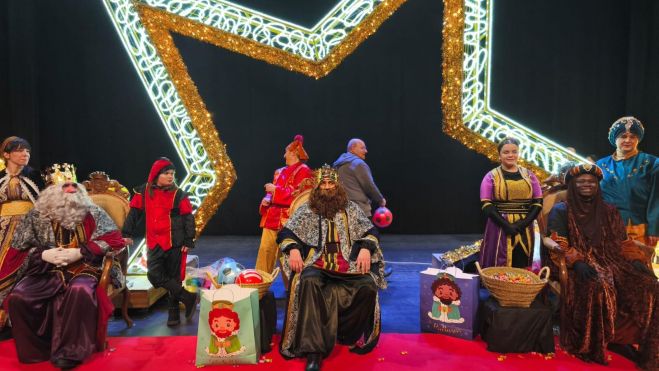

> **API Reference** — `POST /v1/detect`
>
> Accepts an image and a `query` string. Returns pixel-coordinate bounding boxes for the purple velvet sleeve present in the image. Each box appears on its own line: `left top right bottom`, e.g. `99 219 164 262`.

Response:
80 244 104 266
529 171 543 198
480 171 494 201
24 247 53 276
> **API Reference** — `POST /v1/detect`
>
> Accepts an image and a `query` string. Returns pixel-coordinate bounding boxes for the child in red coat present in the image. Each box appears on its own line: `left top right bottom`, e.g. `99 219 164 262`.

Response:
123 158 198 326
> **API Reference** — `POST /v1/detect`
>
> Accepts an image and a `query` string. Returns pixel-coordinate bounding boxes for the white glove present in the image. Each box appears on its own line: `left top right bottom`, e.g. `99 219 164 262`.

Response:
57 248 83 266
41 248 83 267
42 248 66 265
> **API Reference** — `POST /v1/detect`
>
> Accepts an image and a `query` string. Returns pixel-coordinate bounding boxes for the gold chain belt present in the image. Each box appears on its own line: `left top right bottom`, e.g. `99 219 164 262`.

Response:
492 200 531 214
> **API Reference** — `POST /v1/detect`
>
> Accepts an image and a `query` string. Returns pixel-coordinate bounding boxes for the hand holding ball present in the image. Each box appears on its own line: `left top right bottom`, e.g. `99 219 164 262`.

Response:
372 207 393 228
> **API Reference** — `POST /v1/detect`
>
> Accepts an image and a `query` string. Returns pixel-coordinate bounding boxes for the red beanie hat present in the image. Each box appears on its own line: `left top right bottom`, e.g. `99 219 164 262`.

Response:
148 157 175 183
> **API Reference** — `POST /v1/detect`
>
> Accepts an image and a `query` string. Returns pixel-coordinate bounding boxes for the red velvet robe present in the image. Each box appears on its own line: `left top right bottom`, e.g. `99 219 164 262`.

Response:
259 162 312 230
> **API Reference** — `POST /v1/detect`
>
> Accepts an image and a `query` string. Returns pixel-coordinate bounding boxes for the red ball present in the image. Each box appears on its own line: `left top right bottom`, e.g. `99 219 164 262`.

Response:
235 269 264 284
372 207 393 228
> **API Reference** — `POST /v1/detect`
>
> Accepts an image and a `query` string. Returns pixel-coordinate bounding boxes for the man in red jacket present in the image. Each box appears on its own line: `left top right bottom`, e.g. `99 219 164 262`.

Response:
256 135 313 279
122 158 198 327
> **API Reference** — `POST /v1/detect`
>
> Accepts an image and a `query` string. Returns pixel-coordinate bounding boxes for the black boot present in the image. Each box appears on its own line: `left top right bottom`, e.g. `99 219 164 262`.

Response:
167 295 180 326
607 343 639 363
178 288 199 321
52 358 80 370
0 313 12 341
305 353 321 371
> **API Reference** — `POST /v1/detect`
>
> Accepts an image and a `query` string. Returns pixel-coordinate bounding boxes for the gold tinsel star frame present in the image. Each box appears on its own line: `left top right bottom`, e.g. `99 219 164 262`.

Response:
442 0 589 177
103 0 585 274
102 0 406 272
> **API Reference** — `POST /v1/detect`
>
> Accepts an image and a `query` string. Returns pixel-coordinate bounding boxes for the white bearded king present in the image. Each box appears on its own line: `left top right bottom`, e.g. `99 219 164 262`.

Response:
6 163 125 369
34 180 94 230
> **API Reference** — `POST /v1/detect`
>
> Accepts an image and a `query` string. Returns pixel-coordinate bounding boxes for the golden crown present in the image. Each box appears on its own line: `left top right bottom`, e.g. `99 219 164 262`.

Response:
43 163 78 186
314 164 339 185
211 300 234 310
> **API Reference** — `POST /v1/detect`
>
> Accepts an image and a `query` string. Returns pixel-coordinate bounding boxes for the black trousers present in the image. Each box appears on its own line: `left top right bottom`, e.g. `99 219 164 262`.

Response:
147 245 183 296
292 267 378 357
260 291 277 354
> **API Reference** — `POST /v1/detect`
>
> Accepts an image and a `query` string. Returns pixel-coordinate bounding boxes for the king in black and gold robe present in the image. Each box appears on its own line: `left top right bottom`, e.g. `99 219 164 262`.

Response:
277 201 386 359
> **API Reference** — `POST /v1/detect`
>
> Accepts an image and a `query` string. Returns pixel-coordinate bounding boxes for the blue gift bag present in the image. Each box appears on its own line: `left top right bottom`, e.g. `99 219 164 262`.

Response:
419 267 479 340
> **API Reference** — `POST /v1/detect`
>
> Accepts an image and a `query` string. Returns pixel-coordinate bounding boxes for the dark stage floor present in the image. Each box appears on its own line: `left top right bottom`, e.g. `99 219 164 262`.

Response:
107 234 481 337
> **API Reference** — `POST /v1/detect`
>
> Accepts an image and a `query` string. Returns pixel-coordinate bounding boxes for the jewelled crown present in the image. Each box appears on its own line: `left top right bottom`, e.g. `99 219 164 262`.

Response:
314 164 339 185
43 163 78 186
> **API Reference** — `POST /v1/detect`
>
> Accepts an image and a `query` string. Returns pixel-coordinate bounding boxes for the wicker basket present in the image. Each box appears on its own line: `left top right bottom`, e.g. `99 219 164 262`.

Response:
475 262 549 308
207 267 280 299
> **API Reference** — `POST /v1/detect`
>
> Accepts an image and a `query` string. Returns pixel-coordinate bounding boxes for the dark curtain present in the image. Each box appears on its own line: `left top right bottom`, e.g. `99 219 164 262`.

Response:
1 1 39 161
1 0 657 235
490 0 659 159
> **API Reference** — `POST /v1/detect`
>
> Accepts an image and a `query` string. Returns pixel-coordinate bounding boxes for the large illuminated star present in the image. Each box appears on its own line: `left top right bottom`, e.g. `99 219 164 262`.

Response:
102 0 406 270
103 0 586 272
442 0 589 176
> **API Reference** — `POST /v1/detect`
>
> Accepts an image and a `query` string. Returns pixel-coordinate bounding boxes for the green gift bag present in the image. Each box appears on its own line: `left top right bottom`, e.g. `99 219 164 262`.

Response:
195 285 261 366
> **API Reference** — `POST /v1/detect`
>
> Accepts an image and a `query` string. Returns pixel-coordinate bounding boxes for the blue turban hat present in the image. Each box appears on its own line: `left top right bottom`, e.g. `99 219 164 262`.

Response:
607 116 645 146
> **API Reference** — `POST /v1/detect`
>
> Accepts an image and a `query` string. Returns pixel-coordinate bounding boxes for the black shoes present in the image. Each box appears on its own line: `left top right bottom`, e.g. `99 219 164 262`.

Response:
180 289 199 320
52 358 80 370
168 288 198 325
305 353 322 371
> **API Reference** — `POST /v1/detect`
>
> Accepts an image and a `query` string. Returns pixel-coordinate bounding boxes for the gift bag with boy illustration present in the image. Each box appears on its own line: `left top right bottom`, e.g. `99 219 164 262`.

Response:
195 285 261 366
420 266 479 340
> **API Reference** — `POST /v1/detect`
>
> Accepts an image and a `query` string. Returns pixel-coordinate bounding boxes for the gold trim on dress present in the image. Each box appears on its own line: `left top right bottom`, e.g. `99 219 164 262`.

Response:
0 200 33 217
0 221 18 268
626 221 647 241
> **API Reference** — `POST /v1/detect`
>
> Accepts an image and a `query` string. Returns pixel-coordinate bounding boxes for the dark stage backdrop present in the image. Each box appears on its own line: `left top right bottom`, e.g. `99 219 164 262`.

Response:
1 0 658 235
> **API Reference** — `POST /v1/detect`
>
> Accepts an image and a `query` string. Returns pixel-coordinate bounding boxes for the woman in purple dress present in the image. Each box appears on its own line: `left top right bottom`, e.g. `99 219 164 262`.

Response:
479 138 543 268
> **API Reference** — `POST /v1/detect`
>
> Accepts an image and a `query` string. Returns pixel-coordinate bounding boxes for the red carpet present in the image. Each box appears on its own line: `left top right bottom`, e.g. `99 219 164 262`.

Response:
0 334 636 370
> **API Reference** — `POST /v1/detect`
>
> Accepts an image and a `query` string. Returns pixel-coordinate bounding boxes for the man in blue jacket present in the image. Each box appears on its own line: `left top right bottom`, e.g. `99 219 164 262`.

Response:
333 139 386 216
333 138 391 277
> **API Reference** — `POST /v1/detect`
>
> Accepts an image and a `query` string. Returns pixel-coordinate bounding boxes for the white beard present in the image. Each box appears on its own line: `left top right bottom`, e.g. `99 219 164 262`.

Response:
34 184 93 229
